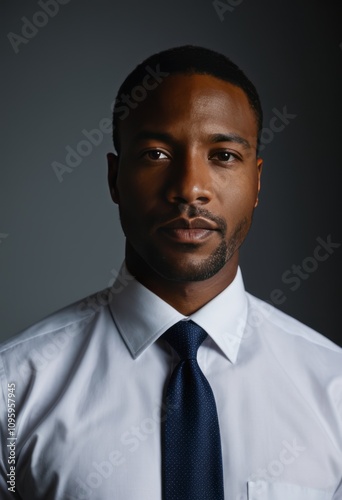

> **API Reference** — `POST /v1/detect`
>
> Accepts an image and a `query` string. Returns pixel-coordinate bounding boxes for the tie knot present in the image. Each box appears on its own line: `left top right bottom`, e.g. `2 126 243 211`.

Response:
163 320 207 360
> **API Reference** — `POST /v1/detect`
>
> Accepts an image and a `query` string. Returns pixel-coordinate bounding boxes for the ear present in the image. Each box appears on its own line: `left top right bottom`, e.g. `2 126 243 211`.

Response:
107 153 120 204
254 157 263 208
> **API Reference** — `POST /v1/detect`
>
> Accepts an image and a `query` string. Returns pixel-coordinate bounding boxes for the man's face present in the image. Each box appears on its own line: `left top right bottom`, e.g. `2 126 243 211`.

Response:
108 73 262 282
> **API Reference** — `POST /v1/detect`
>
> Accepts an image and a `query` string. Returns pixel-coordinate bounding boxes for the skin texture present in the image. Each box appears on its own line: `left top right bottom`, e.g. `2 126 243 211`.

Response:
107 74 263 315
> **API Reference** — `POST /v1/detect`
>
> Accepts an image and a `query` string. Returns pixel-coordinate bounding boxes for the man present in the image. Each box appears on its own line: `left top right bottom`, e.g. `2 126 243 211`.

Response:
0 46 341 499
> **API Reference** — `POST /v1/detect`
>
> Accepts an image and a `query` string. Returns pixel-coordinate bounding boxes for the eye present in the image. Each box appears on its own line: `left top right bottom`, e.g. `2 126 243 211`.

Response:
209 151 238 162
143 149 169 160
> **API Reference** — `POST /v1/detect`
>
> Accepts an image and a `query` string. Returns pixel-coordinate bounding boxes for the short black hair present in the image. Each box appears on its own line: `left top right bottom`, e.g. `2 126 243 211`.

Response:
112 45 263 154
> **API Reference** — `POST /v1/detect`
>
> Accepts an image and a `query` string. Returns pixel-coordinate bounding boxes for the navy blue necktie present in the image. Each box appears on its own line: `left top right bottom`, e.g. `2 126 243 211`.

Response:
162 320 224 500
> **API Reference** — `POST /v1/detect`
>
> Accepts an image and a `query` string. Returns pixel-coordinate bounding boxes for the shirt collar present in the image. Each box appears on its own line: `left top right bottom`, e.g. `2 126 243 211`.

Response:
108 263 247 363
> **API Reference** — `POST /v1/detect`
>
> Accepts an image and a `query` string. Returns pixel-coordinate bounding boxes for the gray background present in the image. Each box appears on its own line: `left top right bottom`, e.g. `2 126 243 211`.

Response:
1 0 341 345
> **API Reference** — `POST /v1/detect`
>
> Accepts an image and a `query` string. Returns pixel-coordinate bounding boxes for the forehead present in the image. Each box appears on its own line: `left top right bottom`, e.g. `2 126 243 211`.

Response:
119 73 258 146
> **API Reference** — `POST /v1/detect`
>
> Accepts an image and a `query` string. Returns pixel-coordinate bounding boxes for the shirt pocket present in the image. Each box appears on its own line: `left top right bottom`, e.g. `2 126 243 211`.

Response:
247 480 332 500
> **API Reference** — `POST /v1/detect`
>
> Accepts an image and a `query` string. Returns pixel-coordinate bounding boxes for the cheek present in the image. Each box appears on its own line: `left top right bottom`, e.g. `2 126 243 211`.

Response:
117 165 158 198
217 173 258 215
118 165 166 209
117 173 159 221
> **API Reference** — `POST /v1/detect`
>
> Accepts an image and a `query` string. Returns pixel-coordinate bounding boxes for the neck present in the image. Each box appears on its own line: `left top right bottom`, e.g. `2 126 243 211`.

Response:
125 247 239 315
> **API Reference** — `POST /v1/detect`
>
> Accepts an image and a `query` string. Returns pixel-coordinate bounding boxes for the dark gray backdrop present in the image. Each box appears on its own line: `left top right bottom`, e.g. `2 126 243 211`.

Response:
1 0 341 346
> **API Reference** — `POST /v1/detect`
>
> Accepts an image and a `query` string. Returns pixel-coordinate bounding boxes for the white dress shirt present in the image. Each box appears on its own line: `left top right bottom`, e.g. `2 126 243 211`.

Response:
0 264 341 500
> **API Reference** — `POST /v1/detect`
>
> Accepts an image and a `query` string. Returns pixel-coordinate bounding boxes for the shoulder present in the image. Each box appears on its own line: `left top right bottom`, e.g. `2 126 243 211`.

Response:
247 291 341 350
0 287 113 370
245 293 342 440
245 292 342 380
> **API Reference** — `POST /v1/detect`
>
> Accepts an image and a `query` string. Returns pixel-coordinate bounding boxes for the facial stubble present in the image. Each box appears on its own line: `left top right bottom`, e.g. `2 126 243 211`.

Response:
150 216 250 282
120 202 252 282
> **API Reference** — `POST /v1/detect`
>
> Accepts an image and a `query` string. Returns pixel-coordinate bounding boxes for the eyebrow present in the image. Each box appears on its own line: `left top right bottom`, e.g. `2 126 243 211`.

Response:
208 133 252 150
133 131 252 149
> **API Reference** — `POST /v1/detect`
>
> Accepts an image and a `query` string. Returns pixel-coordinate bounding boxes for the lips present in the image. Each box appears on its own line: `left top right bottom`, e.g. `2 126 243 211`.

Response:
158 218 219 243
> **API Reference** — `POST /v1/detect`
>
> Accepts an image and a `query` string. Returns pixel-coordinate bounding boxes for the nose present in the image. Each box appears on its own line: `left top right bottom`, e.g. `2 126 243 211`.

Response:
165 152 213 206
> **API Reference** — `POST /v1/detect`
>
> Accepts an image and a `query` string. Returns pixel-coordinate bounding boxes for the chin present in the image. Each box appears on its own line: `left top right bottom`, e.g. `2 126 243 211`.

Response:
149 243 230 283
